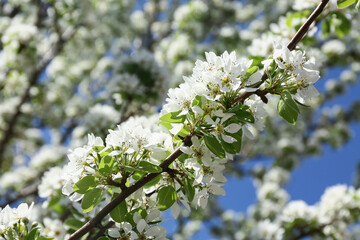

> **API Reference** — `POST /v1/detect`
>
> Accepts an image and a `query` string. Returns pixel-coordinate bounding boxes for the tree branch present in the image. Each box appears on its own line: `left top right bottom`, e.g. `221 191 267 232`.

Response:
68 135 192 240
236 0 329 104
68 2 330 239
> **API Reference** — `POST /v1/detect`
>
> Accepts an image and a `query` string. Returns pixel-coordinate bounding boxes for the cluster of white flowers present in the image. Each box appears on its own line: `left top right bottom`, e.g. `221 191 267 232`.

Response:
105 50 170 108
0 202 34 232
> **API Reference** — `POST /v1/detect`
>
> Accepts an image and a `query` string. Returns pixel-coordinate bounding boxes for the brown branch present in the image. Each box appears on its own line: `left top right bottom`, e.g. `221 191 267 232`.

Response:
86 221 115 240
68 2 330 239
236 0 330 104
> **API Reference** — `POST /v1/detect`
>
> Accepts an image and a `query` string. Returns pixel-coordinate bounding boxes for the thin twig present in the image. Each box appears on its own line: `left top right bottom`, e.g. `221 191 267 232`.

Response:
236 0 329 104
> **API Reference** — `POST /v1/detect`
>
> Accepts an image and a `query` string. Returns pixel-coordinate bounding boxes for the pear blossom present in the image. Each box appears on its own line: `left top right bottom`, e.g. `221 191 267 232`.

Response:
206 110 242 143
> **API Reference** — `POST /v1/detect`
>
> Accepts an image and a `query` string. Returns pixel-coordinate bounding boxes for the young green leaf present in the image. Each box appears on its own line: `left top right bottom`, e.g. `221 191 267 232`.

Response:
249 56 264 68
321 18 331 37
138 161 162 173
144 174 162 188
235 109 255 123
183 178 195 202
26 228 41 240
99 155 114 176
242 66 259 83
81 188 103 213
174 126 190 142
64 218 85 230
192 95 203 107
337 0 356 8
157 186 177 211
159 110 186 123
73 175 98 194
204 134 225 158
220 129 242 154
110 196 128 223
333 12 351 38
277 91 300 124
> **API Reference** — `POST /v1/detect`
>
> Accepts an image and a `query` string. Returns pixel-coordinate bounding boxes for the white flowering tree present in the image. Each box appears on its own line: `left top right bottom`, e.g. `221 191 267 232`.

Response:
0 0 360 239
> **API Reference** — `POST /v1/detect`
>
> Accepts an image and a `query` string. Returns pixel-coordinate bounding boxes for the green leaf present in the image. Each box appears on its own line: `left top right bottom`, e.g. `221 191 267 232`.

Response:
277 91 300 124
356 0 360 9
47 194 61 208
224 103 242 113
110 196 128 223
177 153 189 163
337 0 356 8
159 110 186 123
98 237 111 240
73 176 98 194
333 12 351 38
157 186 177 211
100 148 113 157
249 56 264 68
99 155 114 176
50 203 67 215
192 95 203 107
242 66 259 83
123 165 137 173
144 174 162 188
174 126 190 142
204 134 225 158
26 228 40 240
220 129 243 154
159 121 172 130
132 171 145 181
93 146 105 152
286 10 311 28
183 178 195 202
322 18 331 38
235 109 255 123
64 218 85 230
81 188 103 213
138 161 162 173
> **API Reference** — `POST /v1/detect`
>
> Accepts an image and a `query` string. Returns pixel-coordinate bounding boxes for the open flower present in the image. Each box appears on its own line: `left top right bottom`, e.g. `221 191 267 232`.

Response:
206 110 241 143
